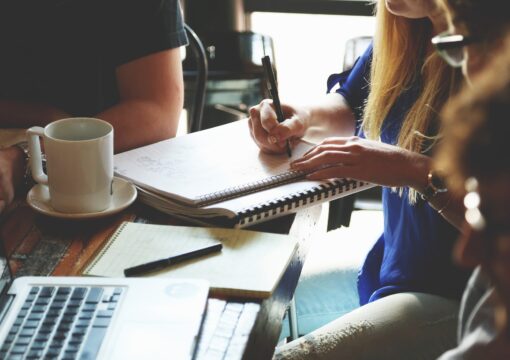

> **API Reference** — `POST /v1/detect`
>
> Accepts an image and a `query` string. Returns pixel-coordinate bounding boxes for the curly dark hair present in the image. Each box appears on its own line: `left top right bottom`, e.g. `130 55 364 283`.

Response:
443 0 510 41
435 35 510 194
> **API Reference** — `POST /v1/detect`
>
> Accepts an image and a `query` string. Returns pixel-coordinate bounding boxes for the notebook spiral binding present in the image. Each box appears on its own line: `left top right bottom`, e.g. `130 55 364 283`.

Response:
82 222 129 274
196 170 306 207
236 178 366 226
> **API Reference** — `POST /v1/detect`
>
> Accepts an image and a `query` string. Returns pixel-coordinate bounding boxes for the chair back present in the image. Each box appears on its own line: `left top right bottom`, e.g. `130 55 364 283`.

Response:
343 36 372 71
184 24 208 133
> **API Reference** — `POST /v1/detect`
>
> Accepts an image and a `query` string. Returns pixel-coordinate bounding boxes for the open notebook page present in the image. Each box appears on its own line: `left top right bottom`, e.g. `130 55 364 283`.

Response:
114 119 314 206
83 222 221 276
83 222 298 298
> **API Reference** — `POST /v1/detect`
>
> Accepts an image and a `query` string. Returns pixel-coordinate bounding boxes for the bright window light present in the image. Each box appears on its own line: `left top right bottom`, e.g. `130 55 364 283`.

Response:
250 13 375 105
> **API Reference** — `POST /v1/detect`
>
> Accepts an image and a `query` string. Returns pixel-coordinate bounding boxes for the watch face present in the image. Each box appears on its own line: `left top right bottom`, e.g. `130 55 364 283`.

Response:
431 173 448 192
16 141 29 153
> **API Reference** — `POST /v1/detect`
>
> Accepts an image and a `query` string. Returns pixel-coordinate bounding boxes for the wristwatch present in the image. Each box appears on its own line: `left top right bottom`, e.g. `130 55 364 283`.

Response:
14 141 35 190
421 170 448 200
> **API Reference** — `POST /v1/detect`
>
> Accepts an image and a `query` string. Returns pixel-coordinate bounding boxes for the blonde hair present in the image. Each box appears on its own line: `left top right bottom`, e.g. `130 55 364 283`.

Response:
362 0 459 203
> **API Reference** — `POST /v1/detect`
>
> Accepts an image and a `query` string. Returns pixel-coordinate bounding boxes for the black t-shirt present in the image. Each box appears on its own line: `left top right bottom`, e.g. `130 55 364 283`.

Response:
0 0 188 116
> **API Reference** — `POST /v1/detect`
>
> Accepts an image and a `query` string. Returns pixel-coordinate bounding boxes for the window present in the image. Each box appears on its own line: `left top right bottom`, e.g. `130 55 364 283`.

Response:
250 12 375 104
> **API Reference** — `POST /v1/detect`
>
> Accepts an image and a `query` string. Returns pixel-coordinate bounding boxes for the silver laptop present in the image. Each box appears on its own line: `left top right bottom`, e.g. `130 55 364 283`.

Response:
0 241 209 360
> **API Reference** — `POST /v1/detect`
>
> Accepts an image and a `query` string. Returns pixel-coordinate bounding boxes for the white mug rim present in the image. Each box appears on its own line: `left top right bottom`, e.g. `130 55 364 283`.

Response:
44 117 113 143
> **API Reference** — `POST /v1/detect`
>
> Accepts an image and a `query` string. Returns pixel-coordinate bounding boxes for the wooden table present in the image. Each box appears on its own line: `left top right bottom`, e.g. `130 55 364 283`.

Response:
0 199 323 360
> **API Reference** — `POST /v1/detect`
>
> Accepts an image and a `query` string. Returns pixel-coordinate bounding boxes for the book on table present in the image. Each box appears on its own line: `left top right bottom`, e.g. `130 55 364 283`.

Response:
114 119 373 228
82 222 298 299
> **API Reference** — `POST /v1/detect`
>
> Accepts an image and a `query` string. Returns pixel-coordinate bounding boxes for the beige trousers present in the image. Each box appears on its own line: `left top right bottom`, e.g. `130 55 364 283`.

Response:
274 292 460 360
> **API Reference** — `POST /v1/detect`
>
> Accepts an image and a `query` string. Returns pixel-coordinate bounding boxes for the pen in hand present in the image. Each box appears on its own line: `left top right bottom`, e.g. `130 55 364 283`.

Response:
262 55 292 157
124 243 223 277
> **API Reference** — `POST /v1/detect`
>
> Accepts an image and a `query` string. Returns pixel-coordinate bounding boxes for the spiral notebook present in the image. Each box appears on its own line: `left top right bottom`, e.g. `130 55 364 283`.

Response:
114 119 373 227
82 222 298 299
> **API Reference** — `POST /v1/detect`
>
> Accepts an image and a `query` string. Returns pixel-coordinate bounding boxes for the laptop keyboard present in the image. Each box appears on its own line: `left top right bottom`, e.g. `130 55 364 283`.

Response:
196 299 260 360
0 285 123 360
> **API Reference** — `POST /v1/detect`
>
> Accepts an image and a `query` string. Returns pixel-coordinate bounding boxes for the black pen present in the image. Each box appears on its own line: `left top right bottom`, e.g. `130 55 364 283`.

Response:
262 55 292 157
124 243 223 277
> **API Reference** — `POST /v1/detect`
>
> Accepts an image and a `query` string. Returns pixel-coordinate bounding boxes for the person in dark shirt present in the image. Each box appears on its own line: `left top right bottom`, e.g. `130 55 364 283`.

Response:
0 0 188 213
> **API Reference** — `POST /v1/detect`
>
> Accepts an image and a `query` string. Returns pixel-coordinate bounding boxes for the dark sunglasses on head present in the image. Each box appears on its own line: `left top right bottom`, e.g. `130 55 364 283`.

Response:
431 32 478 67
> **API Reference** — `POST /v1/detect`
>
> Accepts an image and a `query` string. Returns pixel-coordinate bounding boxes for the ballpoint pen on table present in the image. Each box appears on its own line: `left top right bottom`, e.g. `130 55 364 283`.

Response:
262 55 292 157
124 242 223 277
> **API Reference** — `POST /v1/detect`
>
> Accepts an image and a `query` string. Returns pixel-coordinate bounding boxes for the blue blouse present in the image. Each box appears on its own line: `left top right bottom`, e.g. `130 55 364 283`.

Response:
329 44 469 305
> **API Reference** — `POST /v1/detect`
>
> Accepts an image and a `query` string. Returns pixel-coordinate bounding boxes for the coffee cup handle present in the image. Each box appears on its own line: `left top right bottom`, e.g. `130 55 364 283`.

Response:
26 127 48 185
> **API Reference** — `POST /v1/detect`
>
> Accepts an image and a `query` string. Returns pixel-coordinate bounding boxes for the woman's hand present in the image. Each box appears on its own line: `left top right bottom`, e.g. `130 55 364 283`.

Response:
0 146 24 214
248 99 309 154
290 136 429 188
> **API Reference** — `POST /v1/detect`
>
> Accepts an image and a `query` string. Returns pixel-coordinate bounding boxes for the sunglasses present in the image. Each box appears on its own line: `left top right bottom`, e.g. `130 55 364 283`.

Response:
431 32 478 67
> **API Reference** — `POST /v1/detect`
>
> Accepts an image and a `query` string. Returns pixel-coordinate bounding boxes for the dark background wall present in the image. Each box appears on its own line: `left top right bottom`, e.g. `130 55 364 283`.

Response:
180 0 373 130
182 0 373 36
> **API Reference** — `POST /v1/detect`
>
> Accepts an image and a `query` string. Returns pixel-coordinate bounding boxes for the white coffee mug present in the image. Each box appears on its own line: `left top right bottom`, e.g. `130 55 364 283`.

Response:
27 117 114 213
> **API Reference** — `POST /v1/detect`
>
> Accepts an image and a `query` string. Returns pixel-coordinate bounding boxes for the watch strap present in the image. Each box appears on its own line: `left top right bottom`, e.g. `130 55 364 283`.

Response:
14 141 35 190
421 171 448 200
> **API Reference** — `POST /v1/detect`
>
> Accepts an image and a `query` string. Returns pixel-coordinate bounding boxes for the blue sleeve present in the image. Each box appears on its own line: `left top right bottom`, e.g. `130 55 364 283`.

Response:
326 43 372 125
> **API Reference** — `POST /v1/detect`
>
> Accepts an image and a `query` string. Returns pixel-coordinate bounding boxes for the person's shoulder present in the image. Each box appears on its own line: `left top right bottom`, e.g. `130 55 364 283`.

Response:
108 0 183 26
112 0 176 11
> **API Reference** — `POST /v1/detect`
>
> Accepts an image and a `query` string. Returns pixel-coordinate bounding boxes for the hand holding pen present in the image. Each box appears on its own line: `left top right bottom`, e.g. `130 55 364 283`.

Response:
261 55 292 157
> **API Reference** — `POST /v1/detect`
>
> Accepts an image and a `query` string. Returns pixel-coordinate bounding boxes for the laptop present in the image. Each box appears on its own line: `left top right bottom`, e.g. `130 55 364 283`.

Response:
0 240 209 360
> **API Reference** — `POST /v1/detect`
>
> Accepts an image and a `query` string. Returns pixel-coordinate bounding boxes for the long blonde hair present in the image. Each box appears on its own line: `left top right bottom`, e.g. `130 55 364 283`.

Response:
362 0 459 203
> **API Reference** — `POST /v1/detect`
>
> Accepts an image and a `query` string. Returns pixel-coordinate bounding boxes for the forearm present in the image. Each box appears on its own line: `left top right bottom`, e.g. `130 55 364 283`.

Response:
97 98 182 153
428 192 465 230
0 100 69 128
0 146 25 213
304 93 356 142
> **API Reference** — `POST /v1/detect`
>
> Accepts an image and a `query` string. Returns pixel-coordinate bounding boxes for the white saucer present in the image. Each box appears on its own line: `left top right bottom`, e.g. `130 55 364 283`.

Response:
27 177 137 219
